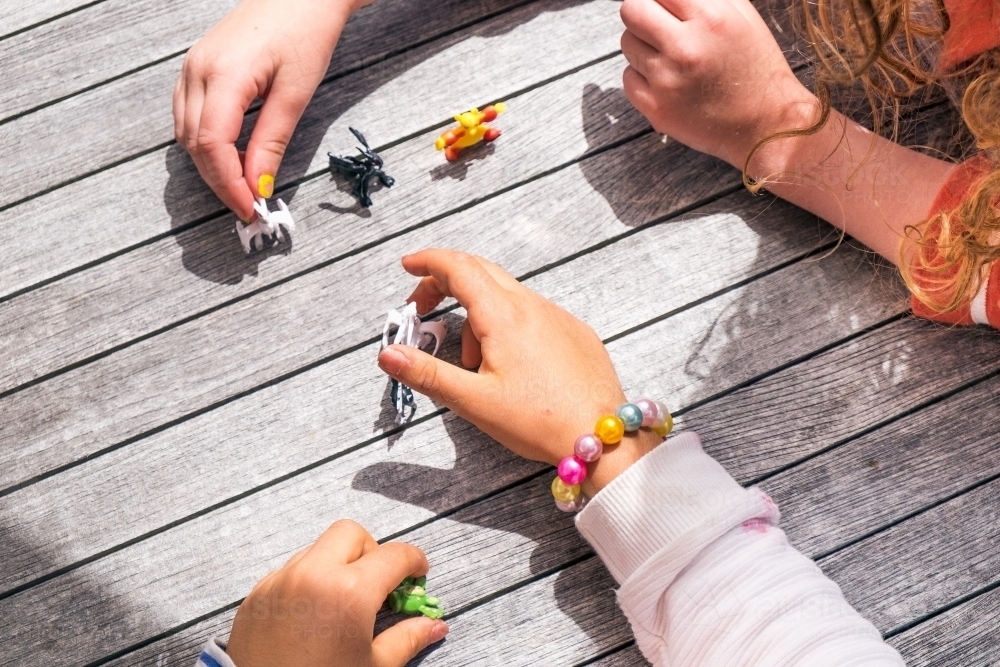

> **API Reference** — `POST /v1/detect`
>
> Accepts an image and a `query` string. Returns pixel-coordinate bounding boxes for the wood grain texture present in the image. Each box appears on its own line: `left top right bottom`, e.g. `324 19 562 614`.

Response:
0 0 614 211
820 475 1000 635
0 49 639 386
0 0 100 40
0 186 823 589
0 131 738 493
683 317 1000 484
0 237 906 664
418 557 630 666
0 0 624 389
889 586 1000 666
0 0 236 120
590 645 651 667
0 412 540 666
760 372 1000 560
0 0 808 301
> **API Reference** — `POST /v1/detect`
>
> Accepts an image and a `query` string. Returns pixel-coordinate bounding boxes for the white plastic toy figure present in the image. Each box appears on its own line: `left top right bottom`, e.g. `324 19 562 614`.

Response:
236 197 296 254
381 302 446 423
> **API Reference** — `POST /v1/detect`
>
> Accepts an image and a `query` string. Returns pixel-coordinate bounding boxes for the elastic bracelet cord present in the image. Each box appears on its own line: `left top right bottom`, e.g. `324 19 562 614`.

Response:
551 399 673 512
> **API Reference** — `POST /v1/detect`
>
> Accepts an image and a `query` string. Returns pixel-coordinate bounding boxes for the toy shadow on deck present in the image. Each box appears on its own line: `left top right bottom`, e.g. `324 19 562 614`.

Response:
430 142 496 182
164 0 595 286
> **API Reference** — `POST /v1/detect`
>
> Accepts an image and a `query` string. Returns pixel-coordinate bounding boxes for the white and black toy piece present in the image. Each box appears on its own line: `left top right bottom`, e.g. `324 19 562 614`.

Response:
381 302 446 423
236 196 296 254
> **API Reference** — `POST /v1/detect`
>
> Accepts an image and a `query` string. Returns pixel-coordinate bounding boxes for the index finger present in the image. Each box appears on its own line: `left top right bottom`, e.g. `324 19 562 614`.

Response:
401 250 507 317
194 76 258 220
352 542 430 602
294 519 379 570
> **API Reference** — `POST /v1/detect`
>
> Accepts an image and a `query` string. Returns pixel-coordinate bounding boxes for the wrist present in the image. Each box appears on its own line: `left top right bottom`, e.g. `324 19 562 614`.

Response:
581 428 661 497
733 83 822 180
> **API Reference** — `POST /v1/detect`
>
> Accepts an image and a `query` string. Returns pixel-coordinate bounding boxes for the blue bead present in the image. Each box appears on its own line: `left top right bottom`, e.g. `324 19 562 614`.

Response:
616 402 644 432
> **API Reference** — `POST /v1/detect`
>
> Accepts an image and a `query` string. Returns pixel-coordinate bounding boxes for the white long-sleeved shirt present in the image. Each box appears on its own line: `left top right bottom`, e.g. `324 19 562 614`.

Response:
576 431 905 666
194 431 905 667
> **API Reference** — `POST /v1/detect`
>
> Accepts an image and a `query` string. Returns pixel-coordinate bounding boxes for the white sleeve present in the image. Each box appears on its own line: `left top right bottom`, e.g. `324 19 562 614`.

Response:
575 431 904 666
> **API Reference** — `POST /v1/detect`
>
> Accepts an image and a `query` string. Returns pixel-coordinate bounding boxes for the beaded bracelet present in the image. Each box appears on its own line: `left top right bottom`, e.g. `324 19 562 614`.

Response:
551 399 673 512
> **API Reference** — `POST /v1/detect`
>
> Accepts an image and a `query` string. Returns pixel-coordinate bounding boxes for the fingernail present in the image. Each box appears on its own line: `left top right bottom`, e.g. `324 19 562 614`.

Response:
378 346 407 374
257 174 274 198
429 620 449 643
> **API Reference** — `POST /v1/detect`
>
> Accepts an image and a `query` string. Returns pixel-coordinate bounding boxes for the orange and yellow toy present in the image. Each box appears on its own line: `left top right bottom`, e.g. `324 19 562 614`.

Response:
434 103 506 161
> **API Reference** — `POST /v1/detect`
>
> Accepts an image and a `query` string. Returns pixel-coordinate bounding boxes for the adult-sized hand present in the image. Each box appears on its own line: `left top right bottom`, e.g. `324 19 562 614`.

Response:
174 0 369 220
377 250 662 496
227 520 447 667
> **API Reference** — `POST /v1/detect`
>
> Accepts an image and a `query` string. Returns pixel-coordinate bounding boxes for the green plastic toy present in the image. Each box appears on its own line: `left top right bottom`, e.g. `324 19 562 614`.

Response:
388 576 444 619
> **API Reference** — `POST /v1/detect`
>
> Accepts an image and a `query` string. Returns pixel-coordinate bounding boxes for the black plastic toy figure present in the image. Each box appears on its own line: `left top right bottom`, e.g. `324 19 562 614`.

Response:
327 127 395 208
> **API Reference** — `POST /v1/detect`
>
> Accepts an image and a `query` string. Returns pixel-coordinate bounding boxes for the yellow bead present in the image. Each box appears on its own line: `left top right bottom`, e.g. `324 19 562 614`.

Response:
595 415 625 445
652 413 674 438
551 476 580 503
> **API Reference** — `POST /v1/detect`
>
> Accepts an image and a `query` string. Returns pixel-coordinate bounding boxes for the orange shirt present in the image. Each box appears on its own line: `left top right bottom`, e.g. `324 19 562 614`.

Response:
941 0 1000 70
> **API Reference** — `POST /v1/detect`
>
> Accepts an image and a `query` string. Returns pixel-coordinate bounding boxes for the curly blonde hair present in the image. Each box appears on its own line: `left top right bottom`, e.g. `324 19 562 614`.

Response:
749 0 1000 314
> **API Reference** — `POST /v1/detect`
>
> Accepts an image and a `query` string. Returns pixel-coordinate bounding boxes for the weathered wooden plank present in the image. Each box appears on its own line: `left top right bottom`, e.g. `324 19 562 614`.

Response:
0 0 100 40
590 645 650 667
888 586 1000 666
0 0 624 389
0 50 640 387
0 413 538 667
821 475 1000 635
682 317 1000 484
81 292 992 667
0 131 739 494
0 0 238 121
0 0 618 211
420 557 629 666
0 0 814 301
760 372 1000 560
0 186 823 589
0 238 904 664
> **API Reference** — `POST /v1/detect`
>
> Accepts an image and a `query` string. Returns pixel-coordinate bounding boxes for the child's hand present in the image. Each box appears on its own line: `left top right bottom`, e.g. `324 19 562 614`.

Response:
173 0 366 221
377 250 662 496
226 520 448 667
619 0 816 171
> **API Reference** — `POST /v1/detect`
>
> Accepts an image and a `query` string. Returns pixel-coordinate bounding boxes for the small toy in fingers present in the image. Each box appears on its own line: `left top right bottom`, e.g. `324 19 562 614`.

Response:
328 127 395 208
434 103 505 162
381 302 446 423
388 576 444 619
236 197 296 254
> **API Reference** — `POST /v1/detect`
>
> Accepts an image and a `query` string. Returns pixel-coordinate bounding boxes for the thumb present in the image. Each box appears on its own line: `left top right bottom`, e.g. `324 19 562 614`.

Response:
243 74 313 199
377 344 480 410
371 616 449 667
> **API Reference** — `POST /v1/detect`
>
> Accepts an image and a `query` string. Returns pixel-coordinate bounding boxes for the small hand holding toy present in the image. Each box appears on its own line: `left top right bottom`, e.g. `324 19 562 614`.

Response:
388 576 444 619
381 302 446 423
434 103 505 162
236 196 296 254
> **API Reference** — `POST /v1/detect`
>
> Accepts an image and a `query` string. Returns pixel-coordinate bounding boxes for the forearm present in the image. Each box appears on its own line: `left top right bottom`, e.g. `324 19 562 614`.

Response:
576 433 904 666
745 105 955 265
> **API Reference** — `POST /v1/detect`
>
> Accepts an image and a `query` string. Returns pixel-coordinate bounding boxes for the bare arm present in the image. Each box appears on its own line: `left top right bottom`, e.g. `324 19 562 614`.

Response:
618 0 955 267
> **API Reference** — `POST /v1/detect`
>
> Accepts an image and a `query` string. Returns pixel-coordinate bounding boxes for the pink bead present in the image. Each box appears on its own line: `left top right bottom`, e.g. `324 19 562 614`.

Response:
557 455 588 485
574 434 603 462
555 495 585 512
636 398 659 427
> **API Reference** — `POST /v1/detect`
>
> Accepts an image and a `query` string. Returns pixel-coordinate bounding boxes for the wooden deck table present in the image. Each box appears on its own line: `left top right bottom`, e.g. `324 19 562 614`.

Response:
2 0 999 665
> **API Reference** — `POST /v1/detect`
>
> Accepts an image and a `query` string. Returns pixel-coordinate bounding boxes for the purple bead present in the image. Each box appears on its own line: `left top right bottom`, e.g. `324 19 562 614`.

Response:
555 495 586 513
636 398 659 427
557 455 588 485
574 434 604 462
